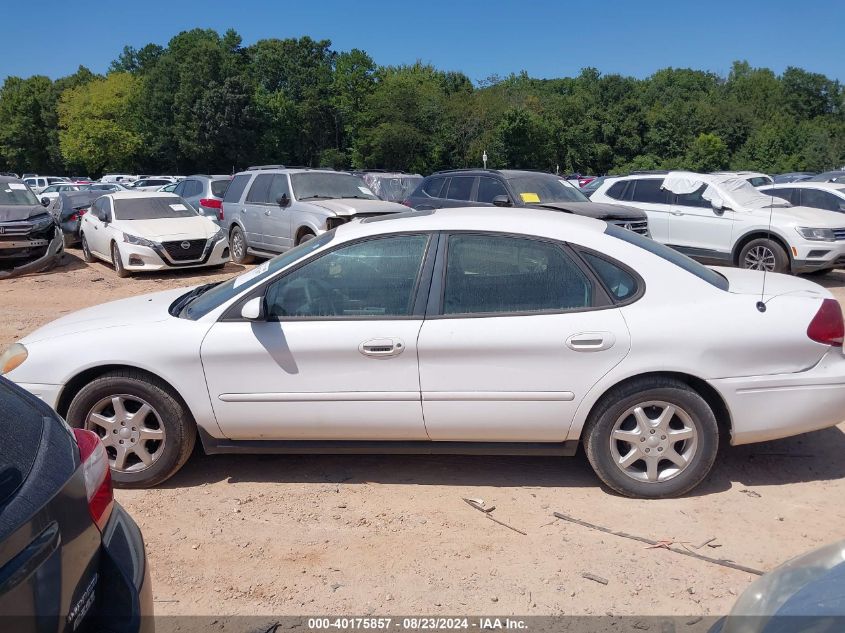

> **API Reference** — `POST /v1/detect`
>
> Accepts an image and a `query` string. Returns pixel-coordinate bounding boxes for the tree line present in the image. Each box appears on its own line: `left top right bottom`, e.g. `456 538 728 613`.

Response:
0 28 842 178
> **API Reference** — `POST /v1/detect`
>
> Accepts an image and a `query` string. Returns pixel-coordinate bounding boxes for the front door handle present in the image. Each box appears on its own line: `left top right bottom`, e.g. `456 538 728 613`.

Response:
359 338 405 358
671 211 684 216
566 332 616 352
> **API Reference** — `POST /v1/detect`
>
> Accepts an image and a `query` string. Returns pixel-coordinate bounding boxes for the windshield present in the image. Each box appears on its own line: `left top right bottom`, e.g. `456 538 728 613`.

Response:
507 175 589 204
181 231 335 320
0 182 39 206
291 173 379 201
605 223 729 290
717 177 790 209
364 175 423 202
113 196 198 221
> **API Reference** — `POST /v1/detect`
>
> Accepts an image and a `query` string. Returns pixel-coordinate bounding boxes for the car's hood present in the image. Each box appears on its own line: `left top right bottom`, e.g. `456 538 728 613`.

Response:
768 205 845 227
118 216 219 241
0 204 46 222
713 266 831 300
20 287 191 343
309 199 408 216
530 201 647 220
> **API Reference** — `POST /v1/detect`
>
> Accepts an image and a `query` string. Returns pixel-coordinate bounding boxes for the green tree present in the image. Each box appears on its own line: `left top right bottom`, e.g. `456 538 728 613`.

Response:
685 133 729 171
57 72 142 174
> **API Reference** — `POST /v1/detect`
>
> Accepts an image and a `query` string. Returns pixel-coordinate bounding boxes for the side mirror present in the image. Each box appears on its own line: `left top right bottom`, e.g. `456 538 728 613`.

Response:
40 197 50 207
241 296 265 321
276 193 290 207
492 195 512 207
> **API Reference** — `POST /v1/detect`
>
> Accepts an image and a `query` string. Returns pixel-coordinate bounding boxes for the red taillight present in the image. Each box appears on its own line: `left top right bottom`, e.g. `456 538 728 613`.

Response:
807 298 844 346
72 428 114 531
200 198 223 221
69 208 88 222
400 199 413 208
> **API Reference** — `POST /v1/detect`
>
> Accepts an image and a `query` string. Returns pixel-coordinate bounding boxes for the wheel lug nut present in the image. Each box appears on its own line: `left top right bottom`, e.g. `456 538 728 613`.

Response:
644 448 650 453
658 447 663 452
661 435 666 440
132 427 136 431
650 429 655 434
113 430 117 434
119 440 124 444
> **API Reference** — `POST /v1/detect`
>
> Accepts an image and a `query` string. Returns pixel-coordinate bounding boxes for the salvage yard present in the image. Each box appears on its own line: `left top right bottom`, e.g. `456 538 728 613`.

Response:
3 250 845 618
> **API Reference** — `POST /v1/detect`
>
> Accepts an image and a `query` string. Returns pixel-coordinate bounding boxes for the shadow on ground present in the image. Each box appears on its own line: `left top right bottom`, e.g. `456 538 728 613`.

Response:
161 424 845 498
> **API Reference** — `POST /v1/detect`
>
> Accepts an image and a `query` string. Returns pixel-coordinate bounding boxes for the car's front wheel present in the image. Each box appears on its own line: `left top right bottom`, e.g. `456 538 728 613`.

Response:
583 378 719 498
111 242 130 278
739 238 789 273
66 370 196 487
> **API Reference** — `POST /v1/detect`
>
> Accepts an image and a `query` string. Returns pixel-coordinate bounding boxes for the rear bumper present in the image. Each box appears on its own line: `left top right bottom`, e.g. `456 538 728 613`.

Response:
709 349 845 445
92 502 154 632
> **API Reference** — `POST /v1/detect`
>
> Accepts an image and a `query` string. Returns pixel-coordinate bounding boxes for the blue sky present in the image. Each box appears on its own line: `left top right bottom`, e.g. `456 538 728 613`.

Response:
2 0 843 83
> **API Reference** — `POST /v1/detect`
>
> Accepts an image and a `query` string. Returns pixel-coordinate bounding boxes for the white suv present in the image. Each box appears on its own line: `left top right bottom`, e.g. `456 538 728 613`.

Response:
590 171 845 274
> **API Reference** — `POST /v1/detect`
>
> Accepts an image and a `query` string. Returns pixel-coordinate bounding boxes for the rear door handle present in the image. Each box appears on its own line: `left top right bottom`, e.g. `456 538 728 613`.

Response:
359 338 405 358
566 332 616 352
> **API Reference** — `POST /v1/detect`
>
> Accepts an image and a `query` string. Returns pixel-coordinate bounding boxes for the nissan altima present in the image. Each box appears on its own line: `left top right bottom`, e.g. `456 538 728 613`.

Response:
4 208 845 498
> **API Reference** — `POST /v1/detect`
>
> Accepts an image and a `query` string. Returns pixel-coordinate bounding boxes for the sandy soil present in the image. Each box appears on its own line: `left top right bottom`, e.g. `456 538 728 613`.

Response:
3 250 845 621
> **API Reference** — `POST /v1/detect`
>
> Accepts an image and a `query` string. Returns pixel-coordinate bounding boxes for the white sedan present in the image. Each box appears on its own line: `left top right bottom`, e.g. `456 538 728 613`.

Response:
79 191 229 277
4 208 845 497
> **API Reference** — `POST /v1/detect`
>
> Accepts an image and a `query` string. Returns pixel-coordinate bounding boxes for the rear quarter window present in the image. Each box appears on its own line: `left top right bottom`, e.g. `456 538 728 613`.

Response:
223 174 251 203
211 179 232 198
0 378 44 509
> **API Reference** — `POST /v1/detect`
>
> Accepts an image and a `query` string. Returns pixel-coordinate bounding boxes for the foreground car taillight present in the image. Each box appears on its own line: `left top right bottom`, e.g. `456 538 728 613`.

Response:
72 428 114 531
69 208 88 222
807 298 844 346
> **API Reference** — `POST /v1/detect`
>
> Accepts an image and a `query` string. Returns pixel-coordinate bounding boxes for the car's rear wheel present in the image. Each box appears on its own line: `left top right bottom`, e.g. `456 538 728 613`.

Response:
111 242 130 278
66 370 196 487
739 238 789 273
230 225 255 264
583 378 719 498
81 234 95 263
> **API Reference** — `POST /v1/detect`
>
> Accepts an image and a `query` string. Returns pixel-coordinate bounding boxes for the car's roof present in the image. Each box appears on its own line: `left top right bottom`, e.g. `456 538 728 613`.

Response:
764 182 845 191
713 170 770 177
339 206 605 242
430 169 559 179
106 191 179 200
0 175 23 184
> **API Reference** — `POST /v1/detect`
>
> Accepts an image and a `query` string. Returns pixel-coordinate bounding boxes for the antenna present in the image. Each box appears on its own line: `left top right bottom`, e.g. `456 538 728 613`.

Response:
756 186 777 313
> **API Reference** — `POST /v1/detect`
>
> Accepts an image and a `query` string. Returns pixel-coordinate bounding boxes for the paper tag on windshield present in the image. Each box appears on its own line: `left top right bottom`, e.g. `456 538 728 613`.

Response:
8 183 26 190
232 261 270 289
358 186 373 196
520 192 540 203
169 203 188 211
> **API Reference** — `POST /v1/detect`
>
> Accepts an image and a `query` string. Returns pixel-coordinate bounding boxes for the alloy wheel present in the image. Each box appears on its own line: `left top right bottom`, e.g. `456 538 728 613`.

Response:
232 229 244 259
743 245 776 271
609 400 698 483
85 394 166 473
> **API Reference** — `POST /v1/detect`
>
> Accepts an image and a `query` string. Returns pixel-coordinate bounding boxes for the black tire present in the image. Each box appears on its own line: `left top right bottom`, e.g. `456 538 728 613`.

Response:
66 369 196 488
583 377 719 499
111 242 130 278
738 238 790 273
80 233 95 263
296 231 315 246
230 225 255 264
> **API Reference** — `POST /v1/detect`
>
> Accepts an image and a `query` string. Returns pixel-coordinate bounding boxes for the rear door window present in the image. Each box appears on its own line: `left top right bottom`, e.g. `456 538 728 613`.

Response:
605 181 629 200
675 184 711 208
246 174 274 203
445 176 475 201
631 179 670 204
422 177 446 198
764 188 796 204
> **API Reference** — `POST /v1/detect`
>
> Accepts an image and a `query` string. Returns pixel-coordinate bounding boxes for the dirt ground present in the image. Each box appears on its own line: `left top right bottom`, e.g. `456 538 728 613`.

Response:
3 250 845 621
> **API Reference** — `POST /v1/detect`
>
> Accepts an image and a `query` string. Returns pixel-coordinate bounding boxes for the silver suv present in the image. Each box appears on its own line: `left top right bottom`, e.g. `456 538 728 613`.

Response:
221 166 408 263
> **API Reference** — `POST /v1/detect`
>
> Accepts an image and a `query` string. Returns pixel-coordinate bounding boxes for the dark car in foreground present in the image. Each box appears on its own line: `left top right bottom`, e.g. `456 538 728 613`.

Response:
0 375 153 632
711 539 845 632
404 169 649 235
0 176 63 278
49 191 103 247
